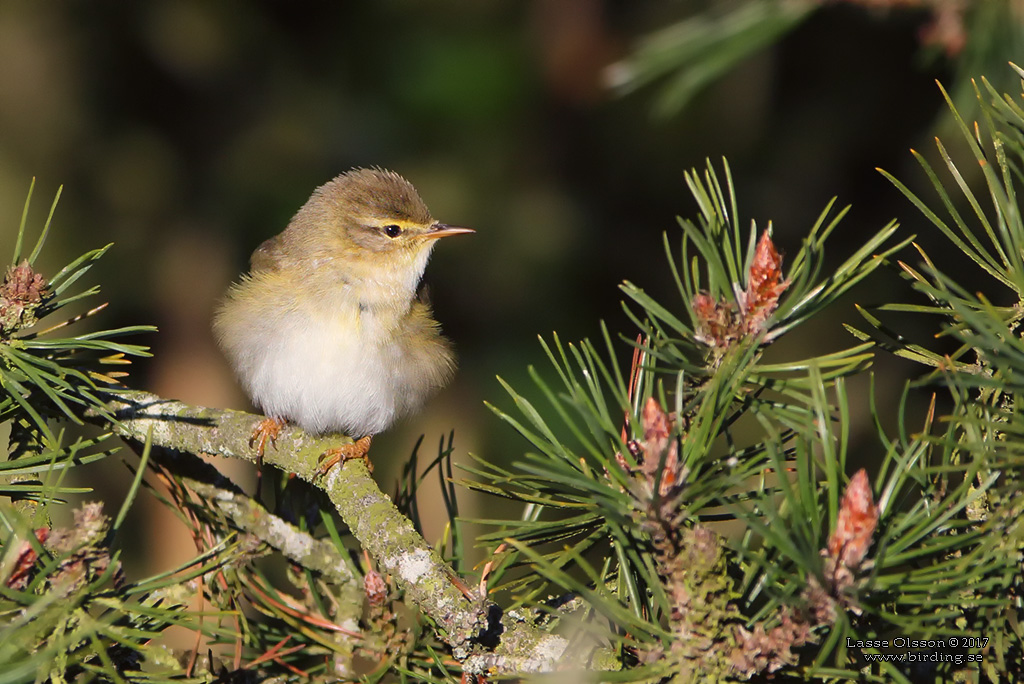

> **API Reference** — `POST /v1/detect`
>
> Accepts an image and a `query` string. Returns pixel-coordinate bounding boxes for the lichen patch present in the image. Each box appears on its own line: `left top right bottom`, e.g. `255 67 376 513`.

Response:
396 548 432 583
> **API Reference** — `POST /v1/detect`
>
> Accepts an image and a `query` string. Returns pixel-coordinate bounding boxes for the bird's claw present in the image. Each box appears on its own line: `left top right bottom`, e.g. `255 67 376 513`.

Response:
317 435 373 478
249 417 285 461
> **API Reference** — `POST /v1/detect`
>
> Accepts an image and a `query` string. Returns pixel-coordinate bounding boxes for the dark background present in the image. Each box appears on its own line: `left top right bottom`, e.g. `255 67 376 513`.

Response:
0 1 1008 574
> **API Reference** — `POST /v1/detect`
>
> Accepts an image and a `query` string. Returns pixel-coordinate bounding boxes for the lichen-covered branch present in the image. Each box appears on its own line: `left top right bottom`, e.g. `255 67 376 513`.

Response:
147 448 361 590
144 445 365 677
94 389 592 673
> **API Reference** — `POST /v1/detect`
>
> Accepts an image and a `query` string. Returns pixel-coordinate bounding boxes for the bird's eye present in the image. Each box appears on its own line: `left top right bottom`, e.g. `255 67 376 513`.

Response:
382 224 402 238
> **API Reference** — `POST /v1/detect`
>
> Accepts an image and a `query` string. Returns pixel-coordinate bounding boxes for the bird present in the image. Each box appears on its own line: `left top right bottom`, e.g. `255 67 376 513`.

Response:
214 168 473 474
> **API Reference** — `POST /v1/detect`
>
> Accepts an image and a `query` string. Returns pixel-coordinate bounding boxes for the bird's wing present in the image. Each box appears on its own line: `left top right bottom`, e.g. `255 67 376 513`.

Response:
250 234 286 273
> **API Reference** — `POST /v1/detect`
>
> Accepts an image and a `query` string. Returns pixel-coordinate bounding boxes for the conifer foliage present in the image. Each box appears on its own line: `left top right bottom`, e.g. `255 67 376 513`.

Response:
4 68 1024 682
474 67 1024 681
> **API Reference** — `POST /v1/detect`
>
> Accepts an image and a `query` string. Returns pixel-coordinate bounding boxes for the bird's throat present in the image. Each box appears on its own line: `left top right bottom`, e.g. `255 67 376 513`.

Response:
311 247 431 333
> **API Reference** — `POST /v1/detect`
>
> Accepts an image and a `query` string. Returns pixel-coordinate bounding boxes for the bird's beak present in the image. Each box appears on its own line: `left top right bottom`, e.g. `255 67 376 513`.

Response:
423 223 475 240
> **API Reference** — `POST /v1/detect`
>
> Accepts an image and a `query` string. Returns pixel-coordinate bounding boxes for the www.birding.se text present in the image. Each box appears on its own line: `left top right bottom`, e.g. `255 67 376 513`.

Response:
861 652 982 665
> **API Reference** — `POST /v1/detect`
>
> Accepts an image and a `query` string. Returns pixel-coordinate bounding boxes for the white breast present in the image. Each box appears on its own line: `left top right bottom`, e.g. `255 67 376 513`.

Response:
241 303 413 436
215 246 451 438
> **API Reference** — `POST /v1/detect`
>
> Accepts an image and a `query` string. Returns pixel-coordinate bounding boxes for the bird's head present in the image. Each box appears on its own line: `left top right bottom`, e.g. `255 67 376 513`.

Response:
279 168 472 305
292 168 472 266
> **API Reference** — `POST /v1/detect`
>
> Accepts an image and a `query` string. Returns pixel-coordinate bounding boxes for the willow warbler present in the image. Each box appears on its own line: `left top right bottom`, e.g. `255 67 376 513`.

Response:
214 168 473 471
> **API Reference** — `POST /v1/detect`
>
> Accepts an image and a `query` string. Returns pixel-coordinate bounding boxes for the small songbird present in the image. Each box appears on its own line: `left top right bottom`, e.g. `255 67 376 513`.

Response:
214 168 473 471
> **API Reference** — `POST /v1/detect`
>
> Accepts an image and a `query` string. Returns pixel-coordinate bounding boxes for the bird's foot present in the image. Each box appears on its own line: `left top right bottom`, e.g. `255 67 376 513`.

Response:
249 417 286 461
317 435 373 478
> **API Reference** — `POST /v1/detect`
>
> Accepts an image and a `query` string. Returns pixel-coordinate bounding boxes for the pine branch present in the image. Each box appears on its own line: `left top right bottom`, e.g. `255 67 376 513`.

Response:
173 461 358 588
89 389 612 675
143 447 365 675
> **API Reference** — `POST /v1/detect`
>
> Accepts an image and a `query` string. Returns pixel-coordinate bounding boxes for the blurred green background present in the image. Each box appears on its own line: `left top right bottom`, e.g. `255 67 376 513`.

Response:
1 1 1017 574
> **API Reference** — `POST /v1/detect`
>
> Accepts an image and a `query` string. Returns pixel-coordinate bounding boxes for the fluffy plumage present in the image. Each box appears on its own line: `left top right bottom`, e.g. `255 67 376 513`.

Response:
214 168 466 437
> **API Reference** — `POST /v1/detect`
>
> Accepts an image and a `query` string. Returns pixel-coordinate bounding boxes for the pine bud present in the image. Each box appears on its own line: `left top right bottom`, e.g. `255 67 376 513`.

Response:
827 469 878 569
